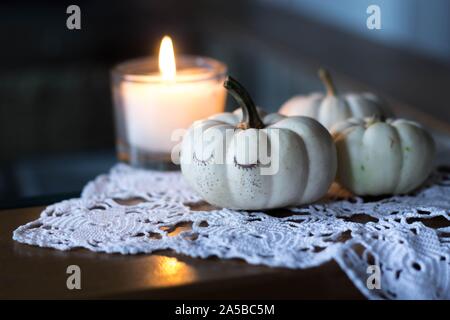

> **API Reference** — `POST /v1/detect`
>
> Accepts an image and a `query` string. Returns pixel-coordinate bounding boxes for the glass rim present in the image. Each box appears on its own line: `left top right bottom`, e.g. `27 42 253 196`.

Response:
111 55 227 84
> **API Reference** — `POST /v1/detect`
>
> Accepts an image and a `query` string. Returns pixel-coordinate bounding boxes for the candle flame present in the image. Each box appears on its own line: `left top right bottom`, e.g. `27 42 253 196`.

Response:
159 36 176 81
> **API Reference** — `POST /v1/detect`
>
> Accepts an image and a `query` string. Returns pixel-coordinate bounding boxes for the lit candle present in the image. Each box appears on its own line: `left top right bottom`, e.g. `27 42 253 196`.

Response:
112 36 227 166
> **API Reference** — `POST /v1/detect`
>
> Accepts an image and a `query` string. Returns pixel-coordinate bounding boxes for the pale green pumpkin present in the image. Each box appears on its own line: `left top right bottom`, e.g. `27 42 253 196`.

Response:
331 117 435 196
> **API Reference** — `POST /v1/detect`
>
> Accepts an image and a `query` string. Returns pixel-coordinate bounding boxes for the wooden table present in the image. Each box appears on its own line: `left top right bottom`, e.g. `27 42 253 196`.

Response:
0 205 363 299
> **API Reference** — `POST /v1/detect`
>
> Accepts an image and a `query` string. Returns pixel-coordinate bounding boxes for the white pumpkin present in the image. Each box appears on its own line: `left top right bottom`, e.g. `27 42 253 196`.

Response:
331 116 435 196
180 76 337 210
279 68 392 130
208 105 273 123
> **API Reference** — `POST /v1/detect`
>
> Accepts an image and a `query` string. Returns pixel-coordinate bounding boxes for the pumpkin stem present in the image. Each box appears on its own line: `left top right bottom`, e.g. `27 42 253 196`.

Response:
318 68 337 96
224 76 264 129
367 114 386 126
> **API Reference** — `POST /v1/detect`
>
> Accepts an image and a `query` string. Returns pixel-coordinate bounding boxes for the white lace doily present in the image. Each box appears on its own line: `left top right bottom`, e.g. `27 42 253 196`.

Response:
13 133 450 300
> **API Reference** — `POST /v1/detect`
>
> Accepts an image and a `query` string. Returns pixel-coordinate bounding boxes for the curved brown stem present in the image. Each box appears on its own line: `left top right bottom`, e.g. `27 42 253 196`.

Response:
318 68 337 96
224 76 264 129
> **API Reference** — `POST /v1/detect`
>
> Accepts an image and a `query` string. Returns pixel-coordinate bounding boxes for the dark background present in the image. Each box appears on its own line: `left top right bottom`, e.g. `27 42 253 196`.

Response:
0 0 449 205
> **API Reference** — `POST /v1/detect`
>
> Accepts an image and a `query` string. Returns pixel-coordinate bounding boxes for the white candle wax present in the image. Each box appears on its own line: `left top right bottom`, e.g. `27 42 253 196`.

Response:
121 72 226 153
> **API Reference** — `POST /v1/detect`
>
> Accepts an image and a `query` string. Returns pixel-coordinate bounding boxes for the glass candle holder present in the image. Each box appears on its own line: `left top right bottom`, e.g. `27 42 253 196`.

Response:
111 56 227 170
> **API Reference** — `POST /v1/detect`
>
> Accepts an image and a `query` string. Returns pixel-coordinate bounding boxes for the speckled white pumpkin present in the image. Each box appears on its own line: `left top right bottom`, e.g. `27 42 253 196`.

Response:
331 117 435 196
279 69 392 130
180 76 337 210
